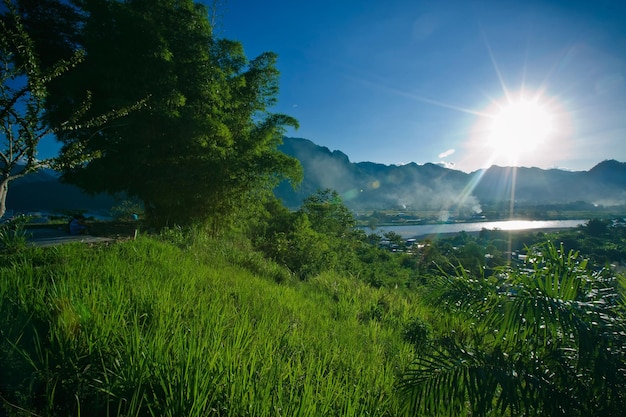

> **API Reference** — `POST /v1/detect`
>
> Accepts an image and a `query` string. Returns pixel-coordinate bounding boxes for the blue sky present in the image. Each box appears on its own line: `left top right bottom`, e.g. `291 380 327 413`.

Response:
219 0 626 172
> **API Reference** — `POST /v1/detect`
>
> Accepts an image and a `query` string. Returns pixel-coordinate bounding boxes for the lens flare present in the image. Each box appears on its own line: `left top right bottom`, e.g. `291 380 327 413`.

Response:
489 99 553 153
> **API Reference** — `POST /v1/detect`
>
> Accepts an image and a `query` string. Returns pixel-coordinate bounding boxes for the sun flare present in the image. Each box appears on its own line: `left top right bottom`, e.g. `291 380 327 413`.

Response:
487 98 553 157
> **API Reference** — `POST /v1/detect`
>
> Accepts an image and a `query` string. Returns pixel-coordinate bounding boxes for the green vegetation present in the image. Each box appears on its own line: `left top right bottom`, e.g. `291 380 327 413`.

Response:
1 215 625 416
249 191 413 286
0 233 422 416
41 0 300 229
401 242 626 416
2 1 626 415
0 215 30 253
2 0 300 230
0 0 139 219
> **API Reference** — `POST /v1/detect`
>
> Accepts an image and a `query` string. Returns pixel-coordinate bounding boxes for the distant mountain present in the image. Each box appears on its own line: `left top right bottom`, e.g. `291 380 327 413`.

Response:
276 137 626 211
471 162 626 206
6 139 625 215
6 168 116 215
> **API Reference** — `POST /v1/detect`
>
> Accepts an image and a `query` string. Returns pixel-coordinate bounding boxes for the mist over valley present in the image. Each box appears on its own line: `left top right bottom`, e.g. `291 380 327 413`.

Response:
5 137 626 220
276 138 626 219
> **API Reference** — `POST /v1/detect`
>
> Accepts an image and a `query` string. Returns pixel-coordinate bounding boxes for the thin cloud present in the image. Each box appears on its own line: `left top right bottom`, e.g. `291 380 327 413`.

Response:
438 148 455 159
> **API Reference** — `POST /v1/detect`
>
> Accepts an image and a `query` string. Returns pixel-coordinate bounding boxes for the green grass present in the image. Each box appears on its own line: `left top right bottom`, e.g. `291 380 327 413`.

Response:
0 234 424 416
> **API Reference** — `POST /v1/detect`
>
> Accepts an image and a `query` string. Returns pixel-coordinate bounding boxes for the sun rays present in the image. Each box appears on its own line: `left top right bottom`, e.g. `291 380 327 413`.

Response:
487 96 554 157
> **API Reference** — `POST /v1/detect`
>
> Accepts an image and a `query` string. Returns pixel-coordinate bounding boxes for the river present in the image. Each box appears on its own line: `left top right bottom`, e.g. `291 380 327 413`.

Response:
365 219 587 239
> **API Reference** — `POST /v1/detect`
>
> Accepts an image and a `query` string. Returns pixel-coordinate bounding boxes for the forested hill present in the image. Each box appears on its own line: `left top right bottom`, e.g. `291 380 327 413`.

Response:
276 137 626 210
7 168 116 214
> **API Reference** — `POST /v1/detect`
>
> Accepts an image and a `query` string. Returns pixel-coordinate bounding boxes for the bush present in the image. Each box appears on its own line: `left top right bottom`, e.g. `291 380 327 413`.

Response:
0 215 31 253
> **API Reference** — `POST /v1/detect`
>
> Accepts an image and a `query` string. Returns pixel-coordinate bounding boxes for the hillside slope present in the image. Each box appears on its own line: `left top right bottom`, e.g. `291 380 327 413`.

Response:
0 236 416 416
6 168 117 214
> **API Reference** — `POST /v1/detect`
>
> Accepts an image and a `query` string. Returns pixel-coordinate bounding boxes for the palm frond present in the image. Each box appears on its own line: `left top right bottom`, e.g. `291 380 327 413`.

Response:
399 340 525 417
404 241 626 416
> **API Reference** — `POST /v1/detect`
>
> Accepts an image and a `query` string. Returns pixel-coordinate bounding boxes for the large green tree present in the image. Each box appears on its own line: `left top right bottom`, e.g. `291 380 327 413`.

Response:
48 0 300 229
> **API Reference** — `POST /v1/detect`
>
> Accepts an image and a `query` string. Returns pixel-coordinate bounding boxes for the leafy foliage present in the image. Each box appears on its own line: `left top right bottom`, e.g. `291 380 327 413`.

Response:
558 218 626 265
252 191 354 279
299 189 356 235
0 0 79 218
400 242 626 416
46 0 300 229
251 190 412 284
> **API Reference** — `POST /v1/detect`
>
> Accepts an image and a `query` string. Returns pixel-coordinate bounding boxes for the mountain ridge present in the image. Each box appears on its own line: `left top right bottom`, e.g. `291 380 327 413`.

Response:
4 137 625 215
277 137 626 211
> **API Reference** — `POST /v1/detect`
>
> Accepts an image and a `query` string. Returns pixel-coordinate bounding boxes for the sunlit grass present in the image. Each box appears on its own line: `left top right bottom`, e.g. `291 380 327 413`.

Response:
0 235 425 416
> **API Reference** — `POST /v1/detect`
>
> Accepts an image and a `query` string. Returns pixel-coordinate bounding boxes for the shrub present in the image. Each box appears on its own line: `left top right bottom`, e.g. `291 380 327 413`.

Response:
0 215 31 253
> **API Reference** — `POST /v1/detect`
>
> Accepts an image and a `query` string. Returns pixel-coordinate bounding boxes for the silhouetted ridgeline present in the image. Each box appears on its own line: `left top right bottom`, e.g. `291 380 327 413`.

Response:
7 168 116 214
276 137 626 210
6 139 626 214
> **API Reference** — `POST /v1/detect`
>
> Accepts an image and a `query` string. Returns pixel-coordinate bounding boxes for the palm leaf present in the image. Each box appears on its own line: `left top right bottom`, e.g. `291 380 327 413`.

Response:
399 339 526 417
407 241 626 416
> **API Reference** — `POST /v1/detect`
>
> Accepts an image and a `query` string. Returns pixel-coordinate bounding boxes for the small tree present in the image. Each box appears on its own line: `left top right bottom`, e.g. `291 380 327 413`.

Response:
584 218 610 237
299 189 356 236
0 0 62 217
0 0 141 218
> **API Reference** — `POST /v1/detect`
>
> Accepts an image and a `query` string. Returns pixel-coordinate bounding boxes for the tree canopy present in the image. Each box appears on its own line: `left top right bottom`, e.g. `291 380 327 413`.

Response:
41 0 301 229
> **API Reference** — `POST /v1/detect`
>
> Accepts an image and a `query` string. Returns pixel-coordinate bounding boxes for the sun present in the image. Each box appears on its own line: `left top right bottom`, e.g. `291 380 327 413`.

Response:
461 88 573 170
487 97 554 158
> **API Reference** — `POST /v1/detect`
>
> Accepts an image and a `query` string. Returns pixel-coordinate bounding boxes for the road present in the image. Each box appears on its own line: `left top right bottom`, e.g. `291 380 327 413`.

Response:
27 227 114 247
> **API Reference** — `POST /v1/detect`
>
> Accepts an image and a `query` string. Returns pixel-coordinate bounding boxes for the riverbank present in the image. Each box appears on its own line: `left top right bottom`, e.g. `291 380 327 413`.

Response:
410 226 579 241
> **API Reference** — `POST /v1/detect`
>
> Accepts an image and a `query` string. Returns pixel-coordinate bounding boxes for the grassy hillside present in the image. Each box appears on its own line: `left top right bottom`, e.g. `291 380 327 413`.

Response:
0 233 428 416
4 221 624 416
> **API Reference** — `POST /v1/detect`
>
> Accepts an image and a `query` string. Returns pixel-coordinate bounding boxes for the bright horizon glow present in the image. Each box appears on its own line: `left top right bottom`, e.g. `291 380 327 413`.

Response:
487 97 554 161
461 88 570 170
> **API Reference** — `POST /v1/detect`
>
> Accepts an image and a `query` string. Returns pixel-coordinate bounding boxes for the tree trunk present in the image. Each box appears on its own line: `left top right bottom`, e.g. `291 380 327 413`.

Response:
0 177 9 219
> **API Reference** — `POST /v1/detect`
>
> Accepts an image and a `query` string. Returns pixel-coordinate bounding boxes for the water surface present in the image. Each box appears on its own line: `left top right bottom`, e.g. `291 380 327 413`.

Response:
367 219 587 239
